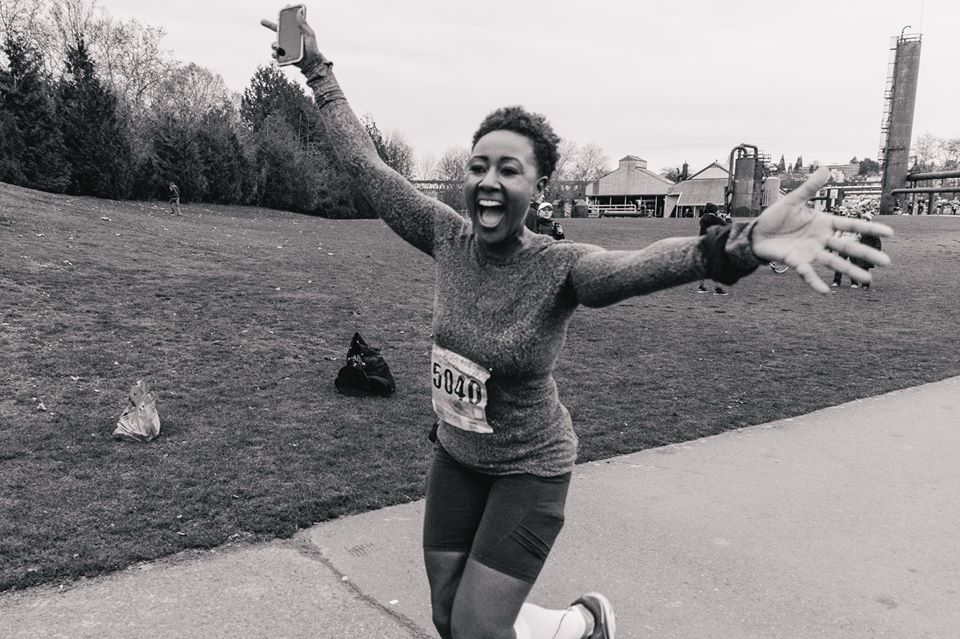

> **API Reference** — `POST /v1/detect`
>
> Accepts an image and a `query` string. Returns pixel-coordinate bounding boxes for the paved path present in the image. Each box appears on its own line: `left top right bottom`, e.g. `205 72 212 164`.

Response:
3 376 958 638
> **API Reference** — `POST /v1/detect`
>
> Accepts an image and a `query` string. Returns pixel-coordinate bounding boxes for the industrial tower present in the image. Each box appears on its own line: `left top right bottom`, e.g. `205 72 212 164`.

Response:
879 29 922 215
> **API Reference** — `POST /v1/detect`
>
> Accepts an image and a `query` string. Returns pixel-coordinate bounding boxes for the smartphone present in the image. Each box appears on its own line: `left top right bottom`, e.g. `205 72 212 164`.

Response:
276 5 306 66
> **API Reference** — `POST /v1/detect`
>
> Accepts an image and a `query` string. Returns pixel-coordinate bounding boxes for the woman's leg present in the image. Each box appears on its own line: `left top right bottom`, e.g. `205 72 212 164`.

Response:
450 471 613 639
422 445 491 638
451 558 534 638
424 550 470 639
451 560 609 639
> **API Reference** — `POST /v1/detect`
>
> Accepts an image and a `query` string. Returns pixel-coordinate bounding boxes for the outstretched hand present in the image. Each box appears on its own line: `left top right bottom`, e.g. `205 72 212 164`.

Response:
260 7 323 71
751 167 894 293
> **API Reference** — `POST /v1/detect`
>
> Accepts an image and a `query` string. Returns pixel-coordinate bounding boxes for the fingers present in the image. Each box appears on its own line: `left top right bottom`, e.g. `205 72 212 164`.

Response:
260 19 277 32
794 262 830 294
814 248 856 272
832 217 895 238
824 237 890 267
782 167 831 205
834 259 872 284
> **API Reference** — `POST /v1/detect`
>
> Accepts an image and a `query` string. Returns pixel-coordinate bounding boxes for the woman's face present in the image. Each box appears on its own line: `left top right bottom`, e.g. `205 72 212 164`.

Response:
464 130 547 254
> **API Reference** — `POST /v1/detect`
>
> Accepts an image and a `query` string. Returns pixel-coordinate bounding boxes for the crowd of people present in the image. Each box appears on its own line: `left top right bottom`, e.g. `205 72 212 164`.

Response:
899 197 960 215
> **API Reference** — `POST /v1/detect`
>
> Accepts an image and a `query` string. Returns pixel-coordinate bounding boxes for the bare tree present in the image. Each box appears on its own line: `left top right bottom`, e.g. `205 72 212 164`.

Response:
0 0 47 47
552 139 578 181
93 17 175 115
434 145 469 182
569 142 610 184
417 153 438 180
940 137 960 170
152 62 231 123
433 145 469 211
47 0 98 55
2 0 176 115
382 129 415 180
912 133 942 171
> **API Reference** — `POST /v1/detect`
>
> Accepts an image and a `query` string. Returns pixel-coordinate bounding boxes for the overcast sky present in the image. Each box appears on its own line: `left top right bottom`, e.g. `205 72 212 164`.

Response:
98 0 958 174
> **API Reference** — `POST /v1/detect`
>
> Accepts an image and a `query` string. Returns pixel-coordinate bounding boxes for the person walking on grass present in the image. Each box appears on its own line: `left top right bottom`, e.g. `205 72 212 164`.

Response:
261 12 892 639
168 181 181 216
696 203 731 295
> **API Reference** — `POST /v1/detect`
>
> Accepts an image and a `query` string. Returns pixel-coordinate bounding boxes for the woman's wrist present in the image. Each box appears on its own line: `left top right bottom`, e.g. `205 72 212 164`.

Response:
745 218 768 264
302 55 333 87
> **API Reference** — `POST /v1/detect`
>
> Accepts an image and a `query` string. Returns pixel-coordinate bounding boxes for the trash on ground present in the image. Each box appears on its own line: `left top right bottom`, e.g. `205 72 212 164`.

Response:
112 380 160 442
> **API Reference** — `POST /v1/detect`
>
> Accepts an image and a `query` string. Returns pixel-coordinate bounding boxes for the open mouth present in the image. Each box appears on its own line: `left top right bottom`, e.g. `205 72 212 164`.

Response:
477 200 505 229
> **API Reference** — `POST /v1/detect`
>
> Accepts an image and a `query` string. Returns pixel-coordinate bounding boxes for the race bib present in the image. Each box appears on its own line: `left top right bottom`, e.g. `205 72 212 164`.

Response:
431 344 492 434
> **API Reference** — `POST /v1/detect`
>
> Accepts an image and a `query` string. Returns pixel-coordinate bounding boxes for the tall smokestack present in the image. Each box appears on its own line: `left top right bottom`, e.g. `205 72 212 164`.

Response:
879 29 922 214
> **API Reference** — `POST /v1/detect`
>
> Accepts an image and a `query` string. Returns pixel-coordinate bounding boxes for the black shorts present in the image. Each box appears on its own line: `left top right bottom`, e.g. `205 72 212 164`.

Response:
422 443 570 583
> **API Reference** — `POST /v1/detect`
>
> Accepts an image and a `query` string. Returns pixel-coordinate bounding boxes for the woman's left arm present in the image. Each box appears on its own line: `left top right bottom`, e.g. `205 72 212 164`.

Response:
569 222 759 308
570 168 894 307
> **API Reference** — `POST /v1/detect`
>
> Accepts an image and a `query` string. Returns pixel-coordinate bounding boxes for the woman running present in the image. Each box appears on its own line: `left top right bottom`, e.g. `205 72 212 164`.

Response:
262 13 892 639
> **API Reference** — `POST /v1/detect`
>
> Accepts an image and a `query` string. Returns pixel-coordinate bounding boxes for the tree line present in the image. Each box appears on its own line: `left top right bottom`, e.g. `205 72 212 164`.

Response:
0 0 613 217
0 0 381 217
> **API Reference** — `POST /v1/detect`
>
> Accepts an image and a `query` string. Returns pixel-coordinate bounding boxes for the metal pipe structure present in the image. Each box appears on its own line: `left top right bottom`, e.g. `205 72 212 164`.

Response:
879 31 922 214
890 187 960 194
905 170 960 181
725 143 761 216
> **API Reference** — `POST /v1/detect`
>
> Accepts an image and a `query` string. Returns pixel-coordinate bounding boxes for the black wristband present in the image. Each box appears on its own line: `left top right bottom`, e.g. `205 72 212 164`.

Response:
701 222 760 285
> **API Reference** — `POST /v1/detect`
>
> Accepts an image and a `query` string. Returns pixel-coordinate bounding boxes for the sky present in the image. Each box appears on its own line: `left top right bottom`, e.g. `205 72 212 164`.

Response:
97 0 959 175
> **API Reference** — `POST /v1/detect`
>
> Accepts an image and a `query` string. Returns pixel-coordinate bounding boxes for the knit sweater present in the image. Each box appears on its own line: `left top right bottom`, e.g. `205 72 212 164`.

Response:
308 69 760 476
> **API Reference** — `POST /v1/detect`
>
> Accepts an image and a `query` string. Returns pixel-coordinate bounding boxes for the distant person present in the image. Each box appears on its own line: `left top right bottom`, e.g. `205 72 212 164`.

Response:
168 182 181 216
696 203 731 294
263 12 892 639
534 202 565 240
851 212 882 290
831 216 863 288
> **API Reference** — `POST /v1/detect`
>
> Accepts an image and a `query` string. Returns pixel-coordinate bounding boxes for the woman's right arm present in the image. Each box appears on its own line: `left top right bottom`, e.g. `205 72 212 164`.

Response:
262 13 464 256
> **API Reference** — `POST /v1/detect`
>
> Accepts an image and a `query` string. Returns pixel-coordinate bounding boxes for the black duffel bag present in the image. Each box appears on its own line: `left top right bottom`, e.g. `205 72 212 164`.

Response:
335 332 396 396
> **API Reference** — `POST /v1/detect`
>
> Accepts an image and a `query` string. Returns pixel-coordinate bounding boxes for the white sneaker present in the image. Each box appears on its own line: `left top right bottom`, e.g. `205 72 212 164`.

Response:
571 592 615 639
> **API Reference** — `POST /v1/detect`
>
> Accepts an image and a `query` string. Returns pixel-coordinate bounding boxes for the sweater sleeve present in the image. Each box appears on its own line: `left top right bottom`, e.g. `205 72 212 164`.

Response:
569 221 761 308
306 69 466 255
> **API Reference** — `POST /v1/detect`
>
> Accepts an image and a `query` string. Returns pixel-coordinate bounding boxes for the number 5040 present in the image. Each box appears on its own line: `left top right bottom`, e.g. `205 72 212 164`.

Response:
432 363 484 405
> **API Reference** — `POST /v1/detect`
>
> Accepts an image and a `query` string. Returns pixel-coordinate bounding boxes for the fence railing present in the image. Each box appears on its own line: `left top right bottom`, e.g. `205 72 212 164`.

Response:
588 203 645 217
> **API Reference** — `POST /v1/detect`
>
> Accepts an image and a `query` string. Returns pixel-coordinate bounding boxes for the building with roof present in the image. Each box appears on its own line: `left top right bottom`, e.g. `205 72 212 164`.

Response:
585 156 675 217
664 162 729 218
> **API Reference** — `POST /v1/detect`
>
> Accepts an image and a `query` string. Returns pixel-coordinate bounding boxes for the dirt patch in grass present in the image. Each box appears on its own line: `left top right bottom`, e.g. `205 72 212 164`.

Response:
2 181 959 591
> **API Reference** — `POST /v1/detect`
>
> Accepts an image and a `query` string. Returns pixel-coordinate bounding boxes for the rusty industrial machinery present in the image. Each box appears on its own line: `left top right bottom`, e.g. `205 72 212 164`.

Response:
724 143 765 216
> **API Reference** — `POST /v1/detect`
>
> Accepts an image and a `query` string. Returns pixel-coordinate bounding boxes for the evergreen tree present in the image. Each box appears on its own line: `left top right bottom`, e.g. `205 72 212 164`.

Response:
197 106 248 204
777 154 786 173
0 34 69 191
150 113 204 201
361 113 414 180
240 65 315 135
58 35 133 198
795 156 803 172
253 112 321 212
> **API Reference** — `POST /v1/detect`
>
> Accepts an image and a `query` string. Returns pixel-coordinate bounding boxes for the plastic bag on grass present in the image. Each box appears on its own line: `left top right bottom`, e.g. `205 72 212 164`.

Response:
113 380 160 442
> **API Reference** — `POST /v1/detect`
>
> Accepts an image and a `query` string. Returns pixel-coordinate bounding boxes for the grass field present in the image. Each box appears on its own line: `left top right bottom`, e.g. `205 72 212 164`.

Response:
2 181 959 592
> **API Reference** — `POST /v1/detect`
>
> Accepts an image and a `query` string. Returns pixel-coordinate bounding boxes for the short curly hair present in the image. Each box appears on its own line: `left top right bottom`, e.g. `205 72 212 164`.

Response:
471 106 560 179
